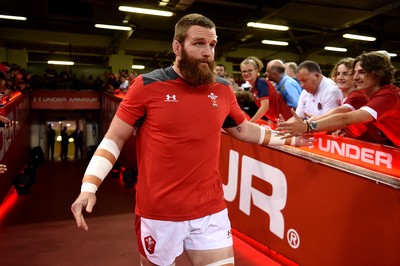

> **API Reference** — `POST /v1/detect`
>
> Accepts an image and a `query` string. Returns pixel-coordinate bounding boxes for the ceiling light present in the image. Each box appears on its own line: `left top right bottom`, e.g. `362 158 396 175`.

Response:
0 14 27 21
132 65 145 69
324 46 347 52
48 60 74 66
119 6 173 17
95 24 132 31
159 0 169 7
247 22 288 31
262 40 289 46
343 33 376 42
377 50 397 57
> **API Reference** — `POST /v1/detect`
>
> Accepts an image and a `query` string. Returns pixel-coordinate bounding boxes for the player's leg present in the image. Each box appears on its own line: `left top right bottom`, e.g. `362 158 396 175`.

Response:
135 215 186 266
184 208 234 266
185 247 234 266
139 254 175 266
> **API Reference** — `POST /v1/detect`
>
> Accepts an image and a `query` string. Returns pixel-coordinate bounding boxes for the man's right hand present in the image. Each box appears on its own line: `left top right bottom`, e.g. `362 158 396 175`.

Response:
71 192 97 231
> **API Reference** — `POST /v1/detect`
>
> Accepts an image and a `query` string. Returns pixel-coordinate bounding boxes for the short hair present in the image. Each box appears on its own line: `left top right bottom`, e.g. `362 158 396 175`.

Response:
330 57 354 81
174 13 216 43
216 64 226 70
240 56 264 71
270 64 285 75
354 51 396 85
298 60 322 74
285 62 298 72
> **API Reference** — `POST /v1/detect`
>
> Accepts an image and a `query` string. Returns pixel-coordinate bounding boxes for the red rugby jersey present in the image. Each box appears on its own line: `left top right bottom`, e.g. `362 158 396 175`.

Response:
116 67 246 221
360 84 400 147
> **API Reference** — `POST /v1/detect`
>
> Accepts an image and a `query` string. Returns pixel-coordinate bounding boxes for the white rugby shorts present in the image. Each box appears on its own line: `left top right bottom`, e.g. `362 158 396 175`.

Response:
136 208 233 265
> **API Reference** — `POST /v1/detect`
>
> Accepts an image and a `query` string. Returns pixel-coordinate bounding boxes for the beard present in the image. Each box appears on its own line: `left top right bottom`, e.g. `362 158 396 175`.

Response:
178 47 216 86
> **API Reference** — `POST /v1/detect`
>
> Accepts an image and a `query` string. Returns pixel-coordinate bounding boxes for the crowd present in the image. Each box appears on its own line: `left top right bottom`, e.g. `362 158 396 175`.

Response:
216 52 399 148
0 62 138 97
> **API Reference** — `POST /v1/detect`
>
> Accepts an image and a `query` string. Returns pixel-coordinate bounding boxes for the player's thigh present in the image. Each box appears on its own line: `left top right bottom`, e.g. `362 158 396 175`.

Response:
139 254 176 266
185 246 234 266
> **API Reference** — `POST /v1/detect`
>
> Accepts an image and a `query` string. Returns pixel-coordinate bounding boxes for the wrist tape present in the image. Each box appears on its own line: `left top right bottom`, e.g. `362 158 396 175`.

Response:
81 138 120 193
257 125 266 145
258 126 286 146
268 130 286 146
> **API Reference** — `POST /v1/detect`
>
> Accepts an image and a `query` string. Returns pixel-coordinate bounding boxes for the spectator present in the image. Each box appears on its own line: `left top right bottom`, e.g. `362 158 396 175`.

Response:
118 75 129 92
285 62 298 80
0 116 8 172
61 126 69 160
71 126 84 159
0 72 12 97
85 74 95 89
47 124 56 160
215 63 228 78
240 56 292 125
59 72 73 90
215 63 240 91
266 59 302 109
43 66 58 90
92 75 103 91
235 90 258 118
277 51 400 147
128 70 138 85
294 60 342 119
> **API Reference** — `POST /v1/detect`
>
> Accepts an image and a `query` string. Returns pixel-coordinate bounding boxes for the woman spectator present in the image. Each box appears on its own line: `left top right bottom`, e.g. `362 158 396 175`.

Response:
240 56 292 126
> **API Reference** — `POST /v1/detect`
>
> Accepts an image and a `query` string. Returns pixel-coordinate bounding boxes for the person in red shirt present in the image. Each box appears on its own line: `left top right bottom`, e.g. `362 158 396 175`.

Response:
277 51 400 147
71 14 312 266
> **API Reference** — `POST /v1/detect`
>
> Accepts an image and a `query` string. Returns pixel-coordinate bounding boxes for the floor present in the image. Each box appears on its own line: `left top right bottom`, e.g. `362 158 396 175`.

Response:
0 159 281 266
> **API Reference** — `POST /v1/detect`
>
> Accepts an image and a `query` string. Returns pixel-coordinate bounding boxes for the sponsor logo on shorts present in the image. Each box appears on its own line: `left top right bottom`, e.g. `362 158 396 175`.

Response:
144 235 156 254
227 229 232 238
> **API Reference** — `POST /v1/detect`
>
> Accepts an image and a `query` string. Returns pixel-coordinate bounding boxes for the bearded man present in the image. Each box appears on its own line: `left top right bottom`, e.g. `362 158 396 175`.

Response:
71 13 311 266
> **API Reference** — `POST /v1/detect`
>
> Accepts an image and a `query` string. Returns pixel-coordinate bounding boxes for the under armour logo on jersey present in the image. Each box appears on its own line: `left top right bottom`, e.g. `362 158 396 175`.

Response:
165 94 178 102
144 235 156 254
208 93 218 108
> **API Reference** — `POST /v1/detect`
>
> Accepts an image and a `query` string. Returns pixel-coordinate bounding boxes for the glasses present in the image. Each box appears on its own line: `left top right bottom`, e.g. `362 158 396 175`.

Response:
241 69 256 74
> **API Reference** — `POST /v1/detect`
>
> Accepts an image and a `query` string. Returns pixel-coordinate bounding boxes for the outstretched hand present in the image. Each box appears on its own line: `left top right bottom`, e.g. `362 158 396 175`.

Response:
293 134 316 147
276 109 308 138
71 192 97 231
0 164 7 174
0 115 10 125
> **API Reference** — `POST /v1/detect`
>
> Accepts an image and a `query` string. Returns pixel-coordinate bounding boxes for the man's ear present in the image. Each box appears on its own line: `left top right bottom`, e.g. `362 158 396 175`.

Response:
172 40 181 56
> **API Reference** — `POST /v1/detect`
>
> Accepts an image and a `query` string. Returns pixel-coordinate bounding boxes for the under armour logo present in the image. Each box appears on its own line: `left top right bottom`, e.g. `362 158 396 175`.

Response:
208 93 218 108
165 94 178 102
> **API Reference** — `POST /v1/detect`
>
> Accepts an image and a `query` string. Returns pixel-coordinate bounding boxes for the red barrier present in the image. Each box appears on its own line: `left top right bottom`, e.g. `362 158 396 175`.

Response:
220 133 400 265
0 93 31 202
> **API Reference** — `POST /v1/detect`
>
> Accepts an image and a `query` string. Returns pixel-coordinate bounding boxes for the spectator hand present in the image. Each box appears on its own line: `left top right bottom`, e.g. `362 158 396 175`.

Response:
293 134 316 147
0 115 10 125
331 129 345 138
276 109 307 138
0 164 7 174
71 192 97 231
